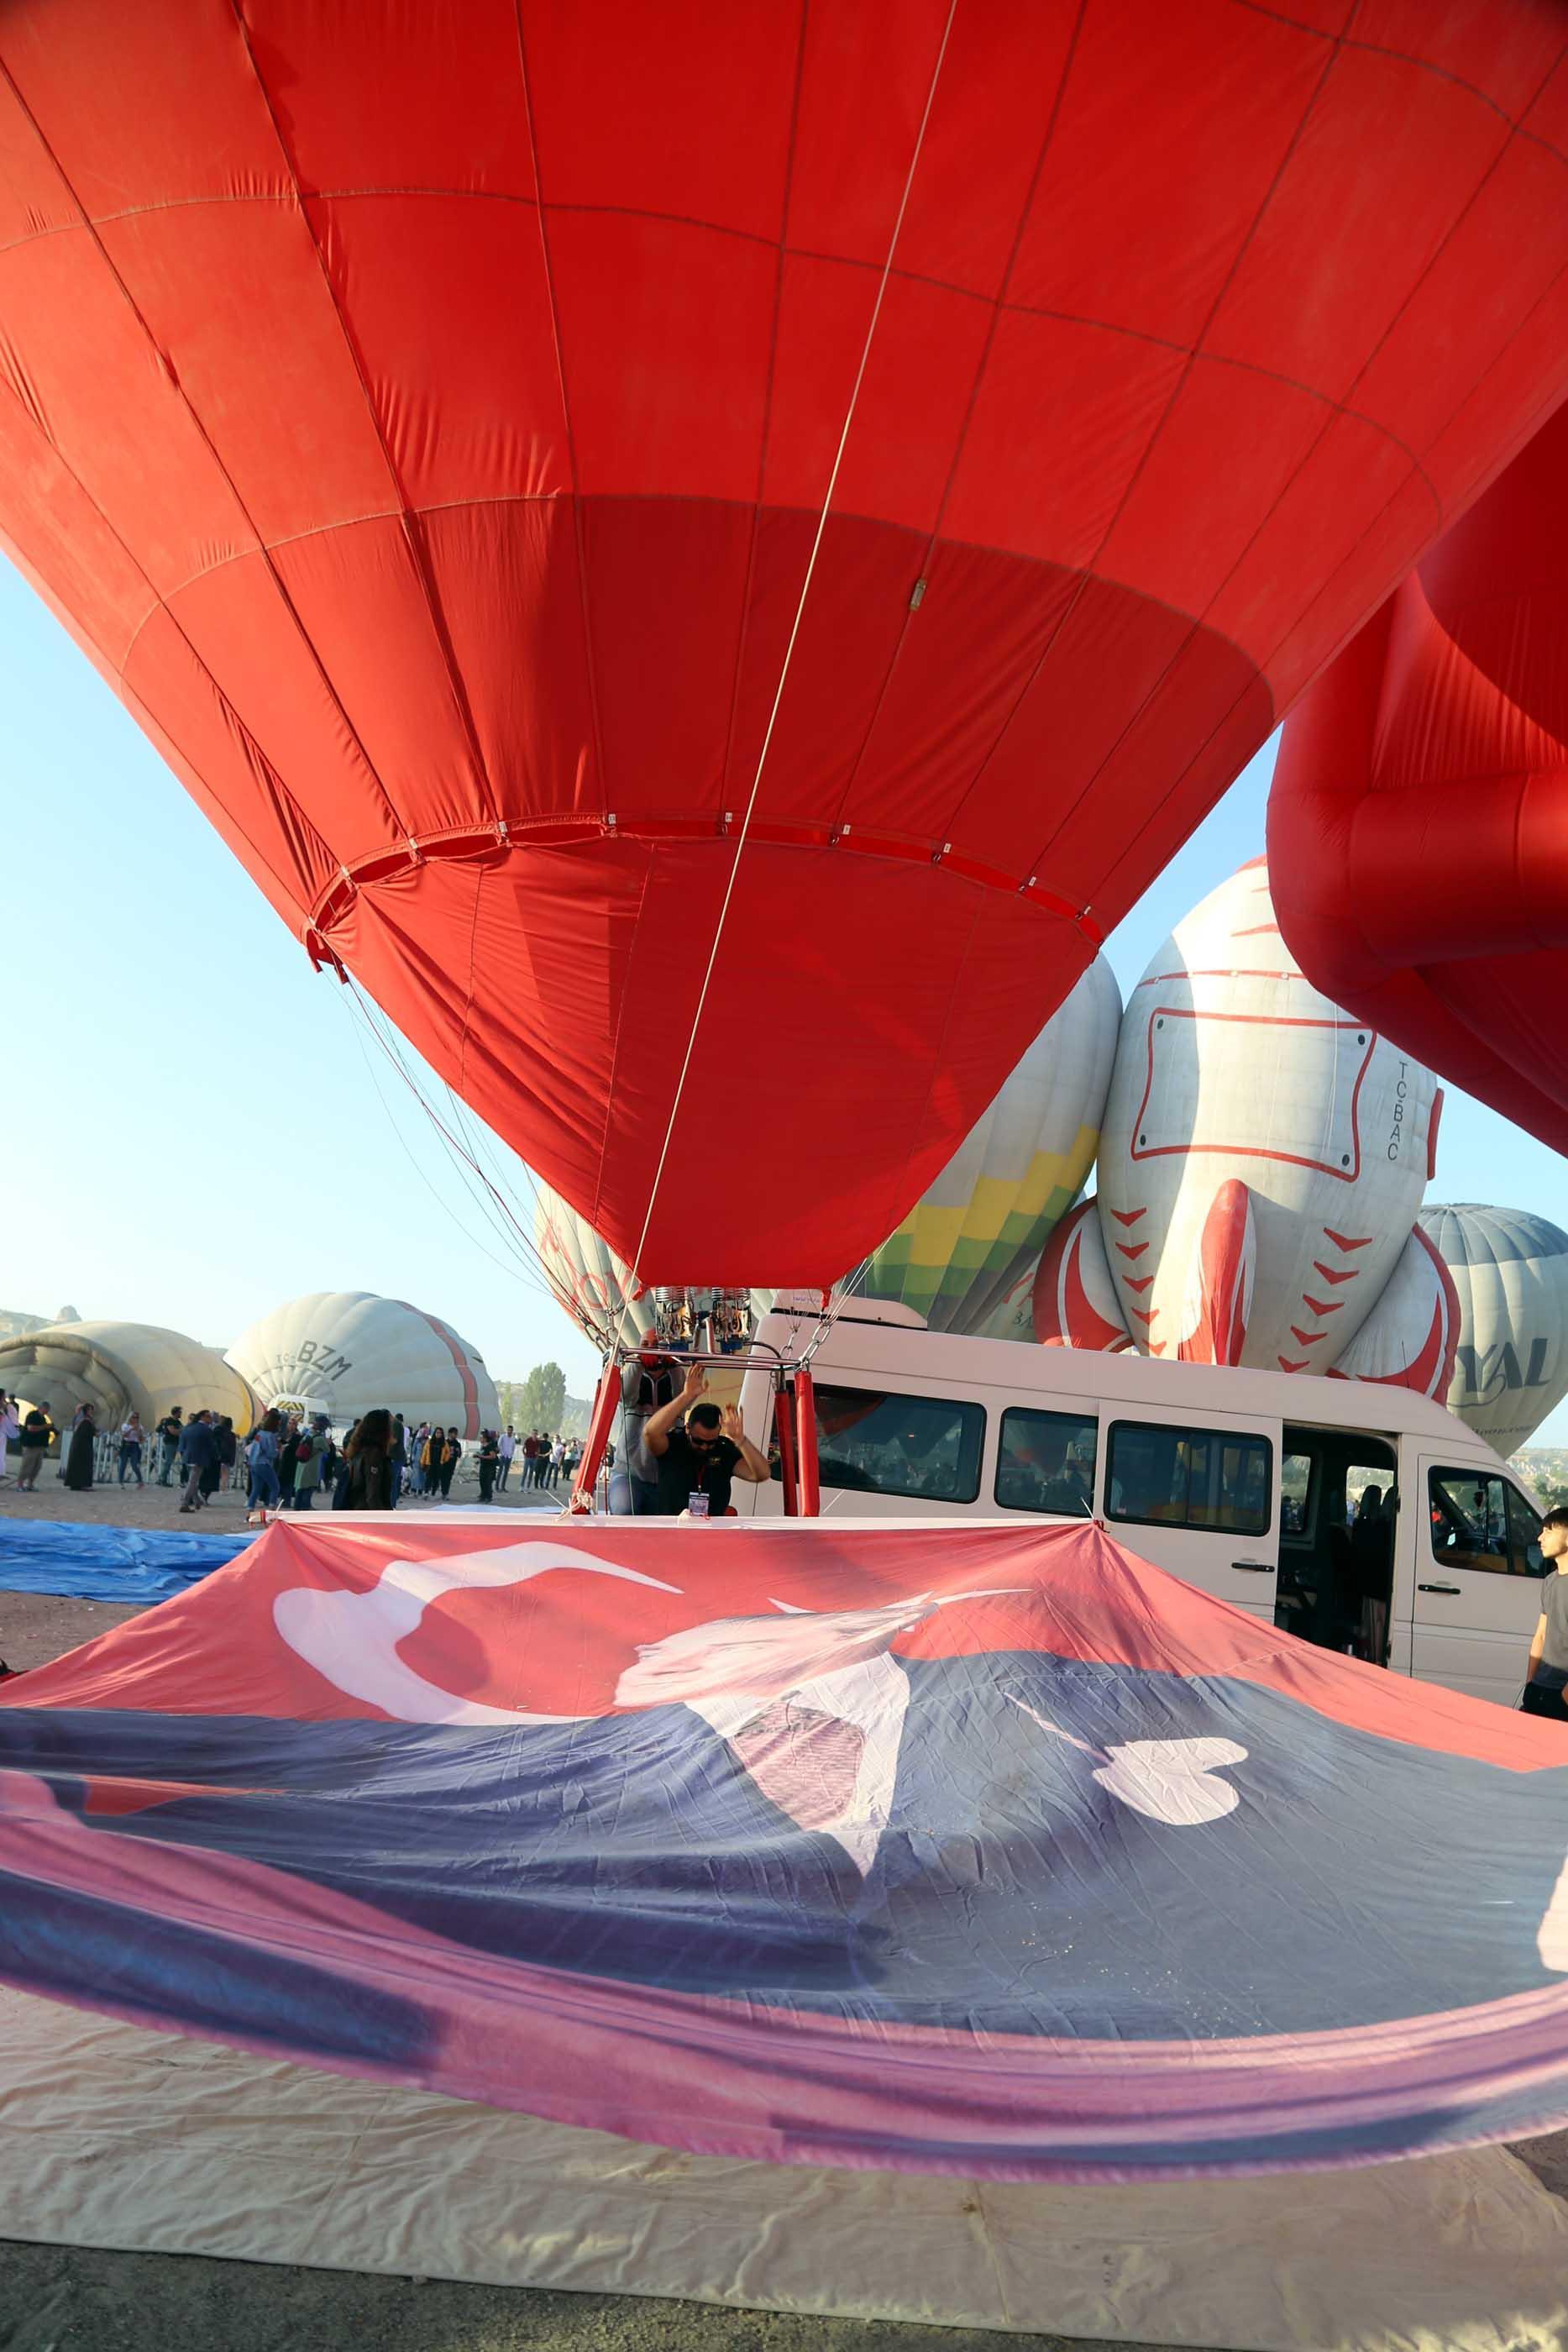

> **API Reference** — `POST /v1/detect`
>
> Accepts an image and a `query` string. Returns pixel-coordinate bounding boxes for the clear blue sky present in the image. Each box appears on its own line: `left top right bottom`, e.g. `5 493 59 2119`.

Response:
5 557 1566 1434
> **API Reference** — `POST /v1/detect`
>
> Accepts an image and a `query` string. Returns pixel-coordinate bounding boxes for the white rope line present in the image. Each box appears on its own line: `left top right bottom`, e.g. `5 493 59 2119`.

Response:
615 0 961 1349
336 987 556 1300
340 979 567 1311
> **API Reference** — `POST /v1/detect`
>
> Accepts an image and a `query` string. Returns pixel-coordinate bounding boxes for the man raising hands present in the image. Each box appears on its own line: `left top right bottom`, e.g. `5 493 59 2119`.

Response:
643 1367 770 1518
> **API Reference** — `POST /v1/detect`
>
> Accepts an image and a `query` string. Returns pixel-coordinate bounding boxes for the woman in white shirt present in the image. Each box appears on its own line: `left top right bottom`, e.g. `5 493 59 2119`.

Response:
118 1411 146 1487
0 1389 18 1484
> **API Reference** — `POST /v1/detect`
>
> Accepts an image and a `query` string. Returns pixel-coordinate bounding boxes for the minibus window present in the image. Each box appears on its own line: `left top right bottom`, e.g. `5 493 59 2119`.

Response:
1106 1421 1272 1537
1429 1471 1545 1577
1507 1483 1545 1575
774 1384 985 1504
1281 1452 1315 1542
995 1409 1098 1515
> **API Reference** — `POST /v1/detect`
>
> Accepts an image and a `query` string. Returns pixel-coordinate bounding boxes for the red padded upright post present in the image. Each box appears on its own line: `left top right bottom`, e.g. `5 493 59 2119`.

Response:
569 1362 623 1515
774 1377 798 1517
794 1365 820 1518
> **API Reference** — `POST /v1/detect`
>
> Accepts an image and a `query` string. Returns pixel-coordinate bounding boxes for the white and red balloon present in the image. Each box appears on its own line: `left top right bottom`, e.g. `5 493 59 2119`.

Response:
1091 862 1442 1374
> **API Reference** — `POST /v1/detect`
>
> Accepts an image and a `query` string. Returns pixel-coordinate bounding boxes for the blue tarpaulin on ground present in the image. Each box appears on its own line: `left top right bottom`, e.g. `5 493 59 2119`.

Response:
0 1520 255 1604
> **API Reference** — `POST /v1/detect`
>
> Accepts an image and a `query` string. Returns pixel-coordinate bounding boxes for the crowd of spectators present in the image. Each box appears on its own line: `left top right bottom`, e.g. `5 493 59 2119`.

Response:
0 1390 581 1524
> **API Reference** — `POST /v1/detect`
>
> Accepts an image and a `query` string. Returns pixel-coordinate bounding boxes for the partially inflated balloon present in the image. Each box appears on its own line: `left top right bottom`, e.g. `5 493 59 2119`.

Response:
1420 1205 1568 1455
534 1181 777 1352
0 1322 258 1436
1324 1224 1460 1403
1272 399 1568 1157
1096 863 1443 1371
1 5 1565 1285
534 1186 655 1351
863 958 1120 1333
1031 1198 1135 1353
226 1294 497 1438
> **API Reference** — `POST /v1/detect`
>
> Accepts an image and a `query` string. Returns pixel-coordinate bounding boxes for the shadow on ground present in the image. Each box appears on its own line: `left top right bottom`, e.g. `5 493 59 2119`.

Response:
0 2239 1194 2352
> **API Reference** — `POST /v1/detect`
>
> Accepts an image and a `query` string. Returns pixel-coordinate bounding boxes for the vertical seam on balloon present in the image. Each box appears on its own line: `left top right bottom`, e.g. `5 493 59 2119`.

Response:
716 0 811 811
0 194 338 929
1017 26 1568 906
0 342 332 927
0 55 414 863
937 6 1365 867
456 857 486 1102
510 2 610 815
585 852 656 1239
337 988 562 1299
402 1301 483 1441
1112 164 1568 935
823 0 1093 837
340 978 565 1302
871 884 989 1270
227 3 503 835
615 0 962 1312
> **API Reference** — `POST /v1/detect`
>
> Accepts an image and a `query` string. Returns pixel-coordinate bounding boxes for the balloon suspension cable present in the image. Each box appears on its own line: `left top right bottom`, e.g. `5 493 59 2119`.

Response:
611 0 960 1345
338 979 569 1316
338 985 552 1299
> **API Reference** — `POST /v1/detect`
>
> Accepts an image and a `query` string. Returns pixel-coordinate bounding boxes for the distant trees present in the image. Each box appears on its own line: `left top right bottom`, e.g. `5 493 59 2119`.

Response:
495 1364 590 1436
521 1361 567 1432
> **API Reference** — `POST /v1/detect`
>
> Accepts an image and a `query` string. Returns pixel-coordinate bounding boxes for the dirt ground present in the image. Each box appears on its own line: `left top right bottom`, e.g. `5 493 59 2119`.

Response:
0 1458 563 1532
2 1546 1565 2352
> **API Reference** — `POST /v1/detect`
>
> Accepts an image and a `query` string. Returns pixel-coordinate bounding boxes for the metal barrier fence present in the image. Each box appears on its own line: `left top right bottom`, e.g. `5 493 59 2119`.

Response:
59 1430 538 1499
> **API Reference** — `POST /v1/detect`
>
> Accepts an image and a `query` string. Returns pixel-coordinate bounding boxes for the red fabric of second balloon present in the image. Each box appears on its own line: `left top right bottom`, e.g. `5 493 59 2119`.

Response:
0 3 1566 1279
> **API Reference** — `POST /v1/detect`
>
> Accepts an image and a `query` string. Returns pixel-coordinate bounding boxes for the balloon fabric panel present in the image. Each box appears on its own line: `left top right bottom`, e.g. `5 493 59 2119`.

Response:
1270 396 1568 1156
3 6 1568 1282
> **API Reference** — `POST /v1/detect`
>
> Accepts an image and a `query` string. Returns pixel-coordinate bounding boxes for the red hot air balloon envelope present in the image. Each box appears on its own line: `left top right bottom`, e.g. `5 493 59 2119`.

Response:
3 6 1568 1285
1271 393 1568 1155
5 1517 1568 2180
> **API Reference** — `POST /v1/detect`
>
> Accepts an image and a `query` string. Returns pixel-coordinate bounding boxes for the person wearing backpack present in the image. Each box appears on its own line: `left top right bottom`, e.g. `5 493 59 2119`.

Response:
343 1409 396 1511
332 1419 360 1509
291 1415 328 1509
276 1416 302 1509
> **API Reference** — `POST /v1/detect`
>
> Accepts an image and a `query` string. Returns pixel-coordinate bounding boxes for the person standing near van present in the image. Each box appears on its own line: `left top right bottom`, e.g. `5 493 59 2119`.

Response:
1522 1508 1568 1719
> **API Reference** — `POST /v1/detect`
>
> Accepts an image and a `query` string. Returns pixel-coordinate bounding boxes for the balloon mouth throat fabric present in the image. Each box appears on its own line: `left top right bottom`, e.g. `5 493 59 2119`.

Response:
303 816 1109 948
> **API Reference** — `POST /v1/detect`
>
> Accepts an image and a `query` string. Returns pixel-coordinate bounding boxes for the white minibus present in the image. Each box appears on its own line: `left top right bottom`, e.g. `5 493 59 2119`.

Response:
735 1301 1550 1710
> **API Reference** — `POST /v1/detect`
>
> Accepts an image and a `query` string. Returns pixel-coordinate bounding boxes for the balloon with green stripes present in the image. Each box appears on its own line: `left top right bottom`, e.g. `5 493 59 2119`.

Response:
863 958 1121 1336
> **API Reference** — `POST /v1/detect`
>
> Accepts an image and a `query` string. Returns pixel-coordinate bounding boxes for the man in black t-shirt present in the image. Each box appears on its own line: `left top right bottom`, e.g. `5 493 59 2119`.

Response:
155 1407 184 1484
643 1365 770 1517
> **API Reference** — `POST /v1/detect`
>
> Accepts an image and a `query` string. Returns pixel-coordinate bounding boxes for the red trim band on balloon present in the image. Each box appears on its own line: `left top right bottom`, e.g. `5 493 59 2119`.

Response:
306 824 1104 945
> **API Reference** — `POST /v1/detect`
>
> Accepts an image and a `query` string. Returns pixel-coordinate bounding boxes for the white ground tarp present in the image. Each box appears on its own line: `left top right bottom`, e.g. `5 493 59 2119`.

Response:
3 1984 1566 2351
